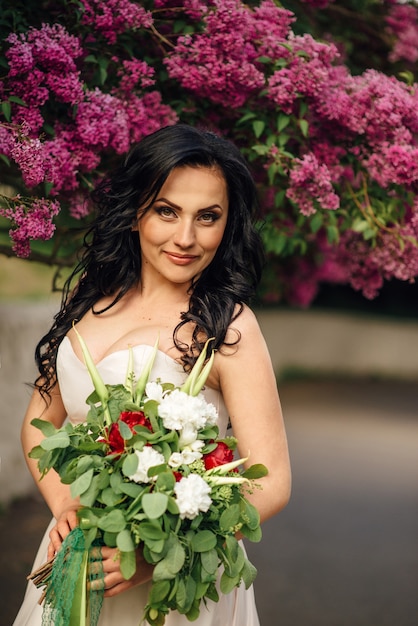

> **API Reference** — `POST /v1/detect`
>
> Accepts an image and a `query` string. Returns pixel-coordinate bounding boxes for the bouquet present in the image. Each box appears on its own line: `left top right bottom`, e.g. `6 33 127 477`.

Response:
28 329 268 626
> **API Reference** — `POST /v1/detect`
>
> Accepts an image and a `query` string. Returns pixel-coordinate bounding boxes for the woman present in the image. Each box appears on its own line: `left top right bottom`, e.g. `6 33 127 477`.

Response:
14 124 291 625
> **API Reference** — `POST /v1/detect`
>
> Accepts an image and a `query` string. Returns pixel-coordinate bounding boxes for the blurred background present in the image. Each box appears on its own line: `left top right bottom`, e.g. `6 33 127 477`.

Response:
1 256 417 626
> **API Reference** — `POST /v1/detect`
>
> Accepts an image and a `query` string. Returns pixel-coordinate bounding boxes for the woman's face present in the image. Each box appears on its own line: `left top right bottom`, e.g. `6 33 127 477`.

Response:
136 166 229 288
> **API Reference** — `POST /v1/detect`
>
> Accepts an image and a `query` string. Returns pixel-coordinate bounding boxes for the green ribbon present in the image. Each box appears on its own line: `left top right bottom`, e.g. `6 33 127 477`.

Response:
41 527 104 626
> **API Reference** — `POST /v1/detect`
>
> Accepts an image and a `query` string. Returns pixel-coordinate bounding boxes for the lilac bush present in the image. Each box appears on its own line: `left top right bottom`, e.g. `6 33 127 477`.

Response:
1 0 418 305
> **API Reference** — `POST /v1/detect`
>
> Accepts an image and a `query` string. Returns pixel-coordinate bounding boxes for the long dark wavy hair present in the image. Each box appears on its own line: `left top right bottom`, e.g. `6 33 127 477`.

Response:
35 124 265 398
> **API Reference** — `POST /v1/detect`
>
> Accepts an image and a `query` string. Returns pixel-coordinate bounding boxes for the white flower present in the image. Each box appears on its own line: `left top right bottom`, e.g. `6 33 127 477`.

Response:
178 422 199 448
145 381 164 403
168 452 184 468
174 474 212 520
128 447 165 483
168 440 204 468
158 389 218 432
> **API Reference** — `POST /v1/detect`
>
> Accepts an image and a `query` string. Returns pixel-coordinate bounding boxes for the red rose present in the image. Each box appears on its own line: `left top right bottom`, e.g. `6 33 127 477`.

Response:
203 441 234 470
105 410 152 454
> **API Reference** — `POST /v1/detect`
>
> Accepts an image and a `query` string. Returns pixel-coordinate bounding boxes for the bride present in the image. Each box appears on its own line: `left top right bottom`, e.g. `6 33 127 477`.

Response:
14 123 291 625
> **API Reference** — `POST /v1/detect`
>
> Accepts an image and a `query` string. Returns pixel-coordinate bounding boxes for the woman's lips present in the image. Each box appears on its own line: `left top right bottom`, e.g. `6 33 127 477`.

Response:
164 251 199 265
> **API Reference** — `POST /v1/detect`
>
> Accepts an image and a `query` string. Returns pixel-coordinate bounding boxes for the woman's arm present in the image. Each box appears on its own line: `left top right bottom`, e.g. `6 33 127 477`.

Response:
214 306 291 523
21 386 79 558
22 384 154 594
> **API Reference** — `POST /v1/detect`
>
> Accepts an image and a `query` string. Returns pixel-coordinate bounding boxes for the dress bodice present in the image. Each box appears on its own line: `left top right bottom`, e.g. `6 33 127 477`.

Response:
57 336 229 436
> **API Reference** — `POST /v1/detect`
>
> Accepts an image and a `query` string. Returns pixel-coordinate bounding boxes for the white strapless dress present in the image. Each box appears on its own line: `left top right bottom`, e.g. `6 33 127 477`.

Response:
13 337 260 626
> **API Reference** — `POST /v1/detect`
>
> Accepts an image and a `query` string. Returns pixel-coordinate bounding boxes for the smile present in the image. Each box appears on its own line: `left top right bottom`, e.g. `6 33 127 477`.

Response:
164 252 199 265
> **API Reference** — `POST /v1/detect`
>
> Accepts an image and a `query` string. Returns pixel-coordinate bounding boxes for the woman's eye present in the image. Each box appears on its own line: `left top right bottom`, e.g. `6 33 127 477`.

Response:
156 206 175 217
199 212 219 223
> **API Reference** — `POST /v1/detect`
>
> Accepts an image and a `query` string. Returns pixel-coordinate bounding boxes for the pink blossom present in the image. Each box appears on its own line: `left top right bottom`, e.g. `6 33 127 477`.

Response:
6 24 83 74
10 133 49 188
267 34 340 114
0 197 60 258
123 92 178 143
68 193 91 219
287 153 340 216
385 4 418 64
80 0 153 44
116 59 155 93
44 72 84 105
75 89 130 154
44 132 100 192
5 24 84 121
11 107 45 135
315 69 418 144
0 125 13 158
165 0 267 108
8 69 49 110
365 143 418 186
330 206 418 299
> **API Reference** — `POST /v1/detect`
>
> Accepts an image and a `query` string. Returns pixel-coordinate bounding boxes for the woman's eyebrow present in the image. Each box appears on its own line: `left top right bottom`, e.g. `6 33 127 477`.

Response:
155 197 224 211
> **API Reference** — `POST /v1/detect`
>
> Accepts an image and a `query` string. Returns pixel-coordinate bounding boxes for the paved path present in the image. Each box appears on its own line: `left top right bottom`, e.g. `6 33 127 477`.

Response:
247 378 418 626
2 379 418 626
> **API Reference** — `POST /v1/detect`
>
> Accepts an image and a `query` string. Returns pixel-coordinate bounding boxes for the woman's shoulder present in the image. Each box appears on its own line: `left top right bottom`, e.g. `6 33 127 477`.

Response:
229 303 262 337
221 303 266 358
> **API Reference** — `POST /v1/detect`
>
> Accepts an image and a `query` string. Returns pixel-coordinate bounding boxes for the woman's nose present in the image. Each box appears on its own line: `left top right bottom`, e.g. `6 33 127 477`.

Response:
173 220 196 248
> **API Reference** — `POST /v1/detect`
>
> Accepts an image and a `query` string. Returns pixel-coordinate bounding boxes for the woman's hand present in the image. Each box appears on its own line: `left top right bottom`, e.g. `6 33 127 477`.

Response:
92 546 154 597
47 505 79 560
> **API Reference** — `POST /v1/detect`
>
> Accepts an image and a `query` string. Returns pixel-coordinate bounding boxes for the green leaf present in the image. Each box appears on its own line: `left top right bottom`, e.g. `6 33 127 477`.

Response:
237 111 257 125
277 114 290 132
310 212 323 234
219 504 241 532
77 455 93 474
30 418 57 438
79 474 101 507
0 154 11 167
183 576 197 613
101 486 123 507
351 218 369 233
71 468 94 497
28 445 46 460
78 508 99 531
176 578 187 610
117 528 135 552
118 420 133 440
122 452 139 477
241 558 258 589
44 181 54 196
252 120 265 139
201 548 218 575
155 471 175 492
120 481 143 498
299 119 309 138
240 524 262 543
190 530 217 552
1 101 11 121
139 522 166 542
326 224 340 243
220 571 240 594
120 549 136 580
153 559 176 581
142 493 169 519
98 509 126 532
165 539 186 574
8 95 27 106
241 464 268 480
240 500 260 530
148 579 171 604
